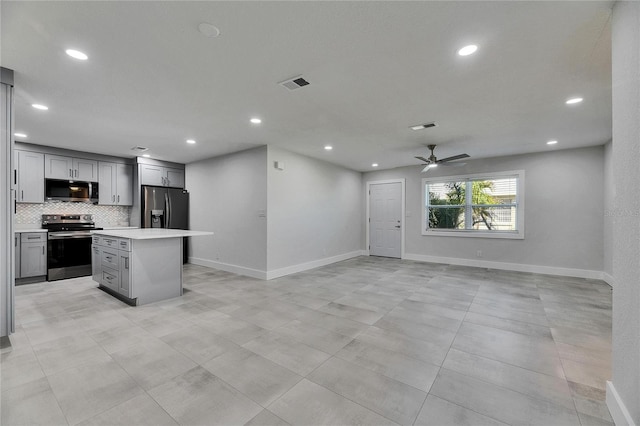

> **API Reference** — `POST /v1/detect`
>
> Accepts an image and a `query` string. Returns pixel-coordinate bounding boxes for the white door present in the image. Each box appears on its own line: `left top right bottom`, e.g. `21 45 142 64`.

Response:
369 182 402 258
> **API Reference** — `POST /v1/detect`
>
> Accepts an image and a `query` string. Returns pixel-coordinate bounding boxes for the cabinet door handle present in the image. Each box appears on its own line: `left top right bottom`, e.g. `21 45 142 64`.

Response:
117 195 120 203
125 258 129 269
21 190 23 200
14 169 17 185
112 195 115 202
42 246 45 255
69 168 73 177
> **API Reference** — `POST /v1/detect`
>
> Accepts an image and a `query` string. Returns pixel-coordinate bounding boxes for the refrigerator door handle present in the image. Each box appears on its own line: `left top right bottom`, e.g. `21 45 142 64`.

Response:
164 192 170 228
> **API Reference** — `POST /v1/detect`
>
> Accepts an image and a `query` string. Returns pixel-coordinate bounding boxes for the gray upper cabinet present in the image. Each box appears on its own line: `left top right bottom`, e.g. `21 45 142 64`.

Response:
165 167 185 188
15 150 44 203
140 164 184 188
140 164 163 186
116 163 133 205
98 162 133 206
45 154 98 181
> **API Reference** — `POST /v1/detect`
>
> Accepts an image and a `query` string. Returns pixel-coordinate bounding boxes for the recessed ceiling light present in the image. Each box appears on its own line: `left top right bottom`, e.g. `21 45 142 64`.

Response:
458 44 478 56
142 154 151 158
566 97 583 105
547 140 558 145
65 49 88 60
32 104 48 110
324 145 333 151
250 118 262 124
372 163 378 167
186 139 196 144
198 22 221 38
14 132 27 138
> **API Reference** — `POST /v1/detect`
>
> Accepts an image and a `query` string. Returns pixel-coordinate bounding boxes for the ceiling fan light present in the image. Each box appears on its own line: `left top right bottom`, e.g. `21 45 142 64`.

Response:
458 44 478 56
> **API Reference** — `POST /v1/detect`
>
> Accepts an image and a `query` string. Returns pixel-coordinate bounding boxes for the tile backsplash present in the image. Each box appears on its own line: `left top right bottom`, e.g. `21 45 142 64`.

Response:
16 202 131 227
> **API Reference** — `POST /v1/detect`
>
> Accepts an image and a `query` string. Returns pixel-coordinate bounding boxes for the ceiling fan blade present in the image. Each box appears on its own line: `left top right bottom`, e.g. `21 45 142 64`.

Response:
415 156 430 163
439 162 466 167
437 153 470 163
421 165 434 173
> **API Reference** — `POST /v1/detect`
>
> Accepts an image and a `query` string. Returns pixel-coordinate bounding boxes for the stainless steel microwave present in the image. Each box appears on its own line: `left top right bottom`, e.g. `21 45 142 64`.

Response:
45 179 99 203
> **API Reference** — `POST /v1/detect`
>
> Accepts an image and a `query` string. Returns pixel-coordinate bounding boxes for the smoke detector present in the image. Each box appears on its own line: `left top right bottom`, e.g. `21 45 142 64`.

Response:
279 75 310 91
131 146 149 153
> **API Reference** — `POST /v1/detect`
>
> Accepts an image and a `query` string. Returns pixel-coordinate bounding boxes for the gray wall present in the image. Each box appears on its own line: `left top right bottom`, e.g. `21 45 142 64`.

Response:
1 70 14 337
609 1 640 424
266 146 362 272
603 141 613 278
363 146 605 275
186 146 268 273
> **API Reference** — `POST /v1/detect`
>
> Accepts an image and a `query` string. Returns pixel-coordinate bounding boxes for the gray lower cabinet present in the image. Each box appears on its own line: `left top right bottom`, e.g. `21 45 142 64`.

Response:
15 234 21 279
20 233 47 277
93 235 131 298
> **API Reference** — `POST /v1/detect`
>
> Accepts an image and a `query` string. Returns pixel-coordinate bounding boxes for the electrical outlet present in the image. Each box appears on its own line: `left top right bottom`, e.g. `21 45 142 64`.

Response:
476 250 483 258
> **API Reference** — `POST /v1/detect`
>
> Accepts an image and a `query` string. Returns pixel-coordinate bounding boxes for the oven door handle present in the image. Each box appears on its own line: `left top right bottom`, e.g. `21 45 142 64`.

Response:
48 233 93 239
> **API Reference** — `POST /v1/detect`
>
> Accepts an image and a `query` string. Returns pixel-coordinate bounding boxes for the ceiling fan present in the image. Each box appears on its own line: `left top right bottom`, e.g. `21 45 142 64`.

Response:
415 144 470 172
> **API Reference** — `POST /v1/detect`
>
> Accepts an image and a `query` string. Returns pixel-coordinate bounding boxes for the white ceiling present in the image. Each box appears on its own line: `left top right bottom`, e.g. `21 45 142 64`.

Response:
1 1 613 172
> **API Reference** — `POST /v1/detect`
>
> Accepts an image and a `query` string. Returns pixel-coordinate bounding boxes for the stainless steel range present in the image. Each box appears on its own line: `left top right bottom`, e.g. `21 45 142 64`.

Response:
42 214 102 281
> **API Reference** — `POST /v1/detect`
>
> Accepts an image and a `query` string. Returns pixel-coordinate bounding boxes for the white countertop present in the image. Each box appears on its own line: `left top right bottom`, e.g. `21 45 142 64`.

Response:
91 228 213 240
100 226 139 230
14 228 47 233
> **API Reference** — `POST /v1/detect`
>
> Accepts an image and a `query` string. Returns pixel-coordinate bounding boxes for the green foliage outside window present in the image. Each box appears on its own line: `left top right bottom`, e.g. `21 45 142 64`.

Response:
428 181 499 230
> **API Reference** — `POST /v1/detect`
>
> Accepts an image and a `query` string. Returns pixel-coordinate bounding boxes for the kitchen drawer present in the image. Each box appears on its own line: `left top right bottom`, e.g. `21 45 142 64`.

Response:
101 237 121 248
92 235 102 245
21 232 46 243
101 249 119 269
102 268 119 291
117 239 131 252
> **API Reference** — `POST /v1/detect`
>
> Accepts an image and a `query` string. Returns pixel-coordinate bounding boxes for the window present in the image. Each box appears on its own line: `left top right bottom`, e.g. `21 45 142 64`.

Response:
422 170 524 239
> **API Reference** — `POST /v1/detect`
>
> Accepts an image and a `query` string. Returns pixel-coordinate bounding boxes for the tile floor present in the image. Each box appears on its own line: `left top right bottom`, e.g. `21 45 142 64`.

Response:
1 257 613 426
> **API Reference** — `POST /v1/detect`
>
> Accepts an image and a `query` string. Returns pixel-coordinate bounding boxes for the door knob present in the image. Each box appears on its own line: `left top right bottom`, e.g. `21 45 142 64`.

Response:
395 225 401 228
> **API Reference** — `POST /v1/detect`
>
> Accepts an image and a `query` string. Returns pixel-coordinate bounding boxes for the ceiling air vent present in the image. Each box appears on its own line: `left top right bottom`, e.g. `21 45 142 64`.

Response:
410 122 437 131
279 75 310 91
131 146 149 153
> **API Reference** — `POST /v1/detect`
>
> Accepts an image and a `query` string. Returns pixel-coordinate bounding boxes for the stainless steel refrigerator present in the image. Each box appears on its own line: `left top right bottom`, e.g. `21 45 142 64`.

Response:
141 186 189 262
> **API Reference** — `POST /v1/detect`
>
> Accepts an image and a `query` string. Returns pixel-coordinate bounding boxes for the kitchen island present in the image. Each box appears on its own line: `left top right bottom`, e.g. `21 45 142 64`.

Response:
91 228 212 305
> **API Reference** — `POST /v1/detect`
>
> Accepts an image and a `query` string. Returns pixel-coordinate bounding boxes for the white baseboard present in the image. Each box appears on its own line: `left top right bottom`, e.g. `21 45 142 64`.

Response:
266 250 365 280
192 251 609 283
402 253 604 280
188 257 267 280
189 250 366 281
607 381 637 426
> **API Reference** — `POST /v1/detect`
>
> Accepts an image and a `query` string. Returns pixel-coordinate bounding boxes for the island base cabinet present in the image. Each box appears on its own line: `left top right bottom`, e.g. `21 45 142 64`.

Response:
119 252 130 297
92 235 182 305
129 238 182 305
91 245 101 283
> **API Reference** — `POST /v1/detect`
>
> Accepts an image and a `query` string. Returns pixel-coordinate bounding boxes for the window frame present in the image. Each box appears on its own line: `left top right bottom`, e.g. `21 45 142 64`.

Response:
421 170 525 239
